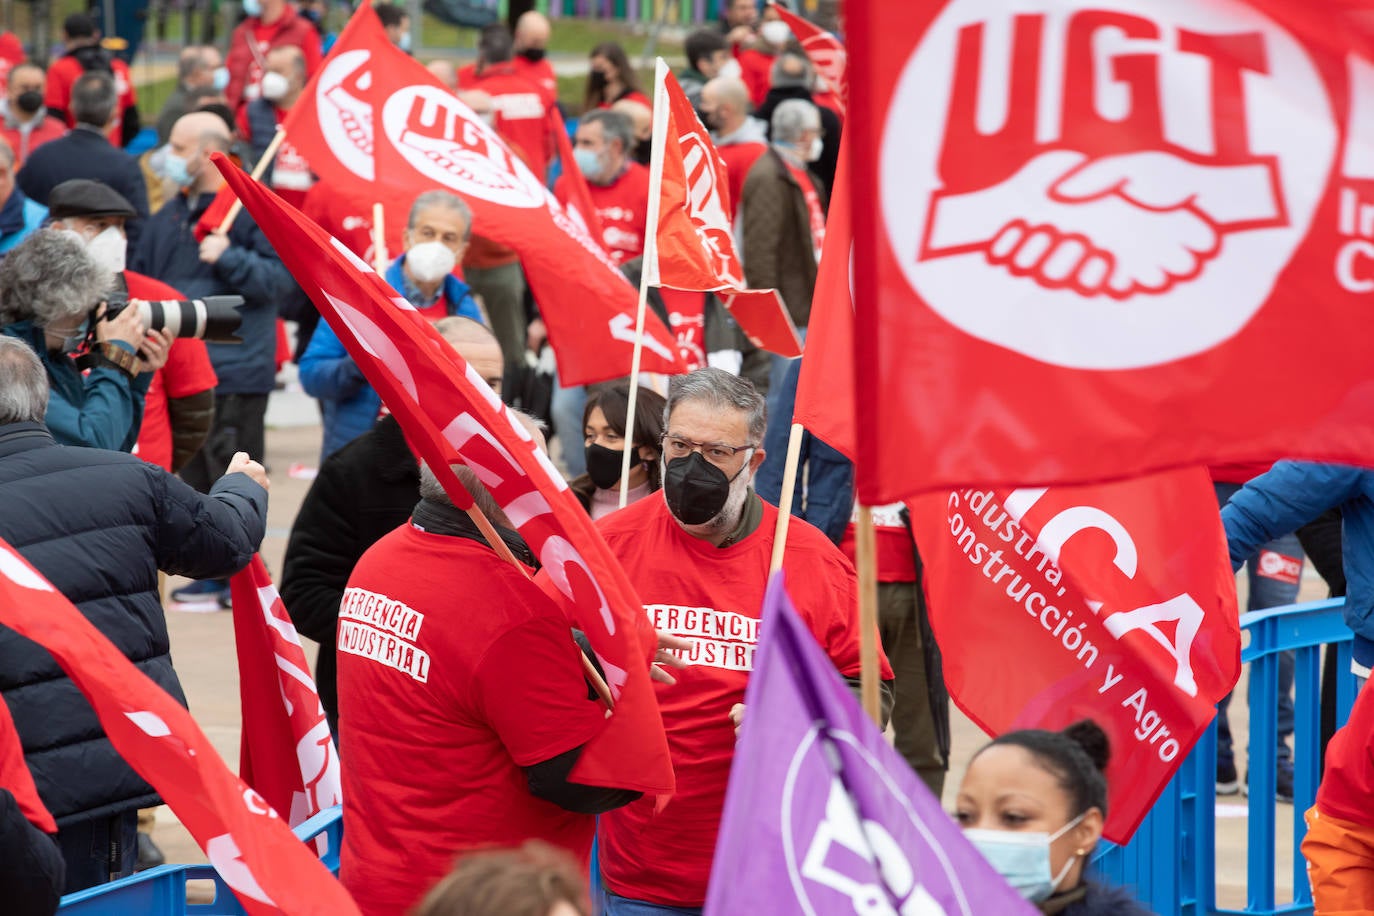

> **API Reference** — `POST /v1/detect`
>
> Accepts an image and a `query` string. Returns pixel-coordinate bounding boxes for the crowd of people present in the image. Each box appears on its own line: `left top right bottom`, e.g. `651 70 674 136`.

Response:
0 3 1370 916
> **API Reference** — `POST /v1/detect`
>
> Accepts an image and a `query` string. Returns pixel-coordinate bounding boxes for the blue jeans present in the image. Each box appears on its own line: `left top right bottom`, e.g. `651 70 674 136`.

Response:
1214 482 1301 770
57 810 138 893
603 893 703 916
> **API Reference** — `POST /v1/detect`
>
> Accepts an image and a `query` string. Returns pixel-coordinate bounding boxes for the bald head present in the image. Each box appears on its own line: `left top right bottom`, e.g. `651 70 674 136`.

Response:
169 111 231 193
702 75 751 135
513 11 551 52
427 59 458 91
435 316 504 394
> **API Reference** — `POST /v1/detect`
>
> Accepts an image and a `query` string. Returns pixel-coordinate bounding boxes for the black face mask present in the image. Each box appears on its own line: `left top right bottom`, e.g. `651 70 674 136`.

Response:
664 452 740 526
586 441 640 490
520 48 547 63
15 91 43 115
588 70 609 92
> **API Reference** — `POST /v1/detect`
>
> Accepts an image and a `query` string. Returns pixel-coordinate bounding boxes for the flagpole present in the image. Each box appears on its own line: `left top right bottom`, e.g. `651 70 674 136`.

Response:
371 203 388 273
768 422 806 573
216 127 288 235
619 58 671 508
855 503 882 723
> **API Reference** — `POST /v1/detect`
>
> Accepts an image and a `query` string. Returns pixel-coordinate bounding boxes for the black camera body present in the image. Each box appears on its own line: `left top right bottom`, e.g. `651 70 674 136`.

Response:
103 288 244 343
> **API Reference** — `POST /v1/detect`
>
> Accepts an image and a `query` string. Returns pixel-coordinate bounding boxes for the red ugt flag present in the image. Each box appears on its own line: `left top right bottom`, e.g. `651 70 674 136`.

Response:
908 468 1241 842
846 1 1374 502
0 540 359 915
768 3 846 115
285 2 685 386
231 556 342 829
213 156 675 798
644 60 802 358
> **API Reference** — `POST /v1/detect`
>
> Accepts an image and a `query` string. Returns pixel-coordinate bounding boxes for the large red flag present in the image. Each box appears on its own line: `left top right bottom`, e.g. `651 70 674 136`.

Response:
213 155 675 797
231 556 342 829
908 468 1241 842
769 3 846 115
285 3 685 386
846 1 1374 502
645 60 802 358
0 540 359 915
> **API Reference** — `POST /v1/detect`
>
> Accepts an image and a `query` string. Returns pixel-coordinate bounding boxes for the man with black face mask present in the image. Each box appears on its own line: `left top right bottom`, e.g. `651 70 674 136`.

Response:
592 368 892 915
512 11 558 107
0 64 66 168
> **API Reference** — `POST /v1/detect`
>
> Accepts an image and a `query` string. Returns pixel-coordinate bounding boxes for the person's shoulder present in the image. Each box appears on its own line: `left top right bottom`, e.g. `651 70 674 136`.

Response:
596 492 665 536
1077 881 1155 916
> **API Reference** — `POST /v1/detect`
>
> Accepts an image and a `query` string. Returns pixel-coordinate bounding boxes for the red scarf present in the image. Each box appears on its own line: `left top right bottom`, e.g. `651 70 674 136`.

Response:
782 157 826 263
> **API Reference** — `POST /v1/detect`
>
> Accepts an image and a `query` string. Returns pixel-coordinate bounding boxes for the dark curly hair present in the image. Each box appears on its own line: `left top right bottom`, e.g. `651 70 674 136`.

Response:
980 719 1111 818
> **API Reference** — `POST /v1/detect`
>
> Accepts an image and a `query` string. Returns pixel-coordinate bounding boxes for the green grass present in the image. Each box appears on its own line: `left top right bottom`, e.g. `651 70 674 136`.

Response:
137 74 181 121
419 14 681 58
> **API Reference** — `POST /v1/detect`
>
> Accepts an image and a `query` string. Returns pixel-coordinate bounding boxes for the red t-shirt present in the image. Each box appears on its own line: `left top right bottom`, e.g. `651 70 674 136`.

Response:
717 140 767 224
337 523 606 916
1317 679 1374 828
457 63 553 179
513 55 559 106
127 273 218 472
45 54 137 145
554 161 650 265
594 495 887 906
839 502 918 583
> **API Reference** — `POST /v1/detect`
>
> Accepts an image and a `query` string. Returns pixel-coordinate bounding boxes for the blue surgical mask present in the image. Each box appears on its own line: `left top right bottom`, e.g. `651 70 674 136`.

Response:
398 32 412 53
964 813 1086 903
573 147 603 182
242 0 263 17
212 66 230 91
163 152 193 189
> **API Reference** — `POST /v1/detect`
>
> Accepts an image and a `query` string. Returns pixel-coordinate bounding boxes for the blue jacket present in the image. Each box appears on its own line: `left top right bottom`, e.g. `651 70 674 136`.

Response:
1222 460 1374 673
298 255 482 459
0 191 45 254
129 189 299 395
0 320 150 451
16 127 149 249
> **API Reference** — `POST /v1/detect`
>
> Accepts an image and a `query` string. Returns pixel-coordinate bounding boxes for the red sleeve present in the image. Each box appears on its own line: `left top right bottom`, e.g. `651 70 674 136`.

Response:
472 610 606 768
44 59 75 122
795 543 894 681
299 25 323 76
160 339 218 399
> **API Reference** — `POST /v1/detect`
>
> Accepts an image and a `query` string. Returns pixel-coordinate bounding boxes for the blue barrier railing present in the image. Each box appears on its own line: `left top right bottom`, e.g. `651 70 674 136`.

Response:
1095 598 1358 916
58 805 343 914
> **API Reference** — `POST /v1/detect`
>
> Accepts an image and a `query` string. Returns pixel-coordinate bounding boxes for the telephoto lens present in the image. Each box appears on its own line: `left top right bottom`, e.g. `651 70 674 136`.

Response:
137 296 244 342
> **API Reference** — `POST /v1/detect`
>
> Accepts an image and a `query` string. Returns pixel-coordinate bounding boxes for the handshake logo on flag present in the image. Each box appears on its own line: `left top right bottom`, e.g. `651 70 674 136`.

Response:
921 149 1286 299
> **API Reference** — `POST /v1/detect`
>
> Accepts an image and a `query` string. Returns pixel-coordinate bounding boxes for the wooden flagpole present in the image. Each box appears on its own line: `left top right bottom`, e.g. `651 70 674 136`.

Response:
768 422 806 573
371 203 388 273
855 503 882 723
216 127 287 235
618 58 671 508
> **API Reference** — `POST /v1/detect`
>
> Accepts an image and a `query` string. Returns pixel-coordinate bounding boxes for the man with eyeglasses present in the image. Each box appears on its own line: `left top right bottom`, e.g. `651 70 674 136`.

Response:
593 367 892 916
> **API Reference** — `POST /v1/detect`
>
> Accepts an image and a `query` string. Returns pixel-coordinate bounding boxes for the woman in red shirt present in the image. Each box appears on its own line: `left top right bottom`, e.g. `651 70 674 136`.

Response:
583 42 650 111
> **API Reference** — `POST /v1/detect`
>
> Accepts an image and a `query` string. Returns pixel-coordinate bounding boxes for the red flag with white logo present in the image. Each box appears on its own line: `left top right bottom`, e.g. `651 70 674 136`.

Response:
846 1 1374 501
0 540 359 915
212 155 675 798
284 2 685 385
548 105 606 246
768 3 846 115
908 468 1241 842
231 556 342 829
644 60 802 357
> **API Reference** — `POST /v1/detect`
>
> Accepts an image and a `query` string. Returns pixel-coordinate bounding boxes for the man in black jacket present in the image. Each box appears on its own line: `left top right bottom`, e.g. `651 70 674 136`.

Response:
756 51 841 197
282 317 504 735
0 336 269 892
16 73 149 249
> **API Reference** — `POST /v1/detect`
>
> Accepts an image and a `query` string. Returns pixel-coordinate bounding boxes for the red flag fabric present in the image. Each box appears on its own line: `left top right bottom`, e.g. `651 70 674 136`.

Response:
0 696 53 834
0 539 359 915
846 1 1374 502
791 138 855 459
908 467 1240 842
231 556 342 829
769 4 846 115
644 61 802 358
213 155 675 797
284 5 685 386
194 185 240 243
548 105 606 246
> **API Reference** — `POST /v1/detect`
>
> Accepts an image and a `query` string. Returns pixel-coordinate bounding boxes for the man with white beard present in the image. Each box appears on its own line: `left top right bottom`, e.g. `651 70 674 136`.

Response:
593 367 891 915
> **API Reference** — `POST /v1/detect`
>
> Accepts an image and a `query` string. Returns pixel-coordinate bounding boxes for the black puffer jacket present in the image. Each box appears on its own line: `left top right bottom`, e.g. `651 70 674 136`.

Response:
0 421 267 827
1042 880 1156 916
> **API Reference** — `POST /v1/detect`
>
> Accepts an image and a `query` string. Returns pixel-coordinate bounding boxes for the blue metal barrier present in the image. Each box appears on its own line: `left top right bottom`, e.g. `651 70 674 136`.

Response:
58 805 343 914
1094 599 1359 916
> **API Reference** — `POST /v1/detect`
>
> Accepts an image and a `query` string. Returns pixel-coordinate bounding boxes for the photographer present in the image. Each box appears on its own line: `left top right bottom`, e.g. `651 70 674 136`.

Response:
0 230 169 451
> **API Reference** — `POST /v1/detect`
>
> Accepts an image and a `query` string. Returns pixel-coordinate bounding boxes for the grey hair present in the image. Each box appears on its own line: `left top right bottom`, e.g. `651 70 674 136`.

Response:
408 191 473 243
0 231 111 328
72 72 116 128
418 461 511 528
770 51 814 91
0 336 48 423
178 45 214 81
666 368 766 444
581 109 634 157
772 99 821 144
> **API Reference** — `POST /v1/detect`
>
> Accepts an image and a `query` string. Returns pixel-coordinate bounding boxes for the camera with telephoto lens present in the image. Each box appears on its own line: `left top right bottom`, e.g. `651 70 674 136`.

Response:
102 288 244 343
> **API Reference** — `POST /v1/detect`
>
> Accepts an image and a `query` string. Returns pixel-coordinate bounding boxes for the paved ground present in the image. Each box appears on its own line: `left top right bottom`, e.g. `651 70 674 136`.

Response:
149 372 1325 909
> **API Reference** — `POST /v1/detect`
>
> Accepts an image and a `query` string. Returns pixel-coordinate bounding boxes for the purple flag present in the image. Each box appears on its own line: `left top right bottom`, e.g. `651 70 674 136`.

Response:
705 573 1038 915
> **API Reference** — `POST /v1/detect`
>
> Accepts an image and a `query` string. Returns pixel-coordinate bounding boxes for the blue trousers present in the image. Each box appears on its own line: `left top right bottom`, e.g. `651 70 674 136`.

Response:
603 893 703 916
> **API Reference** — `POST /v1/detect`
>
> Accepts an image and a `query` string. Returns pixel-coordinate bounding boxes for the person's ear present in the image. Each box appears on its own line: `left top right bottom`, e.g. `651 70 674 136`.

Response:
749 447 766 472
1072 807 1104 853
